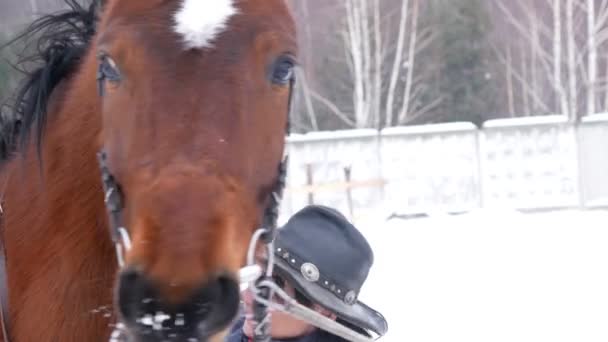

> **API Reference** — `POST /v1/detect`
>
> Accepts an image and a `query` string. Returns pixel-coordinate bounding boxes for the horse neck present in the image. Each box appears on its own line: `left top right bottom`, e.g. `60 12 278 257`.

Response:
3 49 117 340
39 49 107 244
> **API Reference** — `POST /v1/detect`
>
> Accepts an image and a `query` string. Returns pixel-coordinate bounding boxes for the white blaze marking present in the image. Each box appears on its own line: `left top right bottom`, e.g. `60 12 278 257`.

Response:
173 0 238 49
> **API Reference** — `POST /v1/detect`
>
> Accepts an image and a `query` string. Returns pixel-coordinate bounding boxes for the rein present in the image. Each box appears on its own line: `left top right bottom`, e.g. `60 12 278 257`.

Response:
250 157 288 342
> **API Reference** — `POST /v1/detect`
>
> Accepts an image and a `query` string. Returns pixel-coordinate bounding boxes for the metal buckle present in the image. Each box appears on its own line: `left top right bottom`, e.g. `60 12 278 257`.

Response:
114 227 131 268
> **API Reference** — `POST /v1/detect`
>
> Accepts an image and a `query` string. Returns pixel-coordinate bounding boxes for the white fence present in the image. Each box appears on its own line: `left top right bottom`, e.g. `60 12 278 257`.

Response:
479 116 580 210
279 114 608 222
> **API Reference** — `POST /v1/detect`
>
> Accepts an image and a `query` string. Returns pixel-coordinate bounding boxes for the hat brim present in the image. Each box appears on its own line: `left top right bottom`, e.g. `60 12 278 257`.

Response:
273 257 388 337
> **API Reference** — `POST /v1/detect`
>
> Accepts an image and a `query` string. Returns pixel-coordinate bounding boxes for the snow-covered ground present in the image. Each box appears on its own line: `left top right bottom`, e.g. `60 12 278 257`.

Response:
355 209 608 342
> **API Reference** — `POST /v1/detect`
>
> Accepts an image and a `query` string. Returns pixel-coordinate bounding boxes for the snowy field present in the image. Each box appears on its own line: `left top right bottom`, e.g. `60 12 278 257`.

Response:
354 208 608 342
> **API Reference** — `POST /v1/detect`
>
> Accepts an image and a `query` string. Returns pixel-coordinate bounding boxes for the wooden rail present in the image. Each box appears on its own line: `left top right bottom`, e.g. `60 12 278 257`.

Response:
285 179 387 194
284 163 386 220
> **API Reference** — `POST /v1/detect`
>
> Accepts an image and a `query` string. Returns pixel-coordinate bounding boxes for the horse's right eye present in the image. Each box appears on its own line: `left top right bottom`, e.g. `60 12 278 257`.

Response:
99 55 122 84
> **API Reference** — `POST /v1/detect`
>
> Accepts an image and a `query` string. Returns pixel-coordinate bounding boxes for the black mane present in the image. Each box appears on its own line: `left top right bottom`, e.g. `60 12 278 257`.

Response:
0 0 100 163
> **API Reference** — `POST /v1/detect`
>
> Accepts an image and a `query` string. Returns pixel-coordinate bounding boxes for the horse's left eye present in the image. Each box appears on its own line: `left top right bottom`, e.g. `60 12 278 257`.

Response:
271 57 295 85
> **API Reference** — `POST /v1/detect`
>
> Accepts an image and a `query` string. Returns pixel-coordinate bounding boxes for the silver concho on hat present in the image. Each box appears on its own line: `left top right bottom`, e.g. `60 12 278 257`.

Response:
344 290 357 305
300 262 320 282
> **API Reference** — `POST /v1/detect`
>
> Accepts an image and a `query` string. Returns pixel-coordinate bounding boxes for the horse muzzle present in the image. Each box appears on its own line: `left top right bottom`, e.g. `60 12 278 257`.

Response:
113 268 241 342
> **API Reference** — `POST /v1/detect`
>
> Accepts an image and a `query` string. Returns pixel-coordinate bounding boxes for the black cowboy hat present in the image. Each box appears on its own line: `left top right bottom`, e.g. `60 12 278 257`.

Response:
272 205 388 338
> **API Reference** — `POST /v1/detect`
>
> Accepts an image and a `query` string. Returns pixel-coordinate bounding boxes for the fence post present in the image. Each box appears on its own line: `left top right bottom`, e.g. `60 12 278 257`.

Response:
343 166 354 220
305 163 314 205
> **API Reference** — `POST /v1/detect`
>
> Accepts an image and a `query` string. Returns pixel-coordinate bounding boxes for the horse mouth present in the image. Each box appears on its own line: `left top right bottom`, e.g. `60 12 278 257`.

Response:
112 265 241 342
110 322 229 342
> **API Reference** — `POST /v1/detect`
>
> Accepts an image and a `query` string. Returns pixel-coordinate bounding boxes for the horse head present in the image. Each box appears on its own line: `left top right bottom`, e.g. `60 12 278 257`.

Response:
92 0 296 340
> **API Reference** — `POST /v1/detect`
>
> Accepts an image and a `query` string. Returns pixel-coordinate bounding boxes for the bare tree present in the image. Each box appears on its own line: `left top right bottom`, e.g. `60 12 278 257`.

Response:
398 0 420 123
552 0 569 118
587 0 597 116
566 0 577 120
505 46 515 116
341 0 436 128
343 0 372 128
491 0 608 121
384 0 409 127
372 0 382 128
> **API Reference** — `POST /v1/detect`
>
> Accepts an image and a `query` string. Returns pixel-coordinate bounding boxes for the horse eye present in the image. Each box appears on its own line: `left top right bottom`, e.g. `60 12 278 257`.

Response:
271 56 295 85
99 55 122 83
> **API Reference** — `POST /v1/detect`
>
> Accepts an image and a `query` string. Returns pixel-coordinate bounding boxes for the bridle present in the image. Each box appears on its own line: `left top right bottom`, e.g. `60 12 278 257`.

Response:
95 62 296 342
96 147 290 342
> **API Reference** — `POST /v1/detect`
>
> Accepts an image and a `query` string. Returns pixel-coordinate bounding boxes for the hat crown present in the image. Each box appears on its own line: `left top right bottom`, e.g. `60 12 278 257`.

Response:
276 205 373 295
273 205 388 337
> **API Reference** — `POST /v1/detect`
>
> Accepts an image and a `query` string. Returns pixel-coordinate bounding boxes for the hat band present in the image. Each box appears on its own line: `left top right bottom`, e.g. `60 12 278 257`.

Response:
274 244 358 305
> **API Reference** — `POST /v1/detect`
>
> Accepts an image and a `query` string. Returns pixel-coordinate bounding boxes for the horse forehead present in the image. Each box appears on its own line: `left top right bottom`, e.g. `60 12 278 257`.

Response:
171 0 294 50
173 0 238 50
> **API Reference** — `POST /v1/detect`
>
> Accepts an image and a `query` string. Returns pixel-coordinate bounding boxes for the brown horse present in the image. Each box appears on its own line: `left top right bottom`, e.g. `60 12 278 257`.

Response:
0 0 297 340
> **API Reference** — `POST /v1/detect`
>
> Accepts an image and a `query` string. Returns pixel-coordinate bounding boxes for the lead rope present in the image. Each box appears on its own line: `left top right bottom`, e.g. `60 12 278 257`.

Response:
244 74 377 342
243 202 378 342
252 280 376 342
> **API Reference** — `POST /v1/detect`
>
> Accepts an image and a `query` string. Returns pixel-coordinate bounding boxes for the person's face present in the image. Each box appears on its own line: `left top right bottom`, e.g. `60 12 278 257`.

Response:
241 258 336 339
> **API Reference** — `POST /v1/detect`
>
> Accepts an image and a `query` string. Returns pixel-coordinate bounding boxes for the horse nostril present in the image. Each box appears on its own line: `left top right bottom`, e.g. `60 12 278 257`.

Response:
117 268 161 326
117 269 241 339
198 274 242 334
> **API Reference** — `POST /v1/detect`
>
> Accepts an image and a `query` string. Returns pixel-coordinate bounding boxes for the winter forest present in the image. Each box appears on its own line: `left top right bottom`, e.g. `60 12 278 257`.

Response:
2 0 608 132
